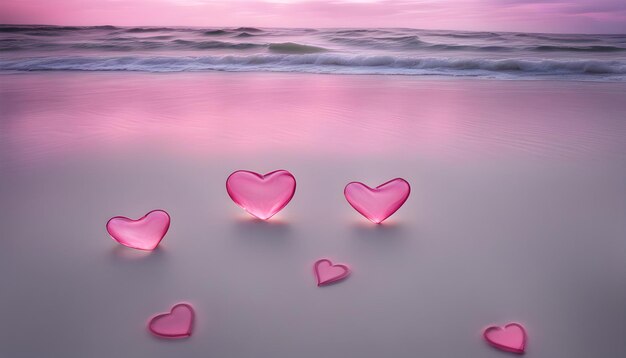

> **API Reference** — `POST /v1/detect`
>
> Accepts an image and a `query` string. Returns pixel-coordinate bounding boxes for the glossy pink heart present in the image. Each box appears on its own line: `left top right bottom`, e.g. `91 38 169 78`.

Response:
106 209 170 251
483 322 527 354
314 259 350 286
344 178 410 224
226 170 296 220
148 303 194 339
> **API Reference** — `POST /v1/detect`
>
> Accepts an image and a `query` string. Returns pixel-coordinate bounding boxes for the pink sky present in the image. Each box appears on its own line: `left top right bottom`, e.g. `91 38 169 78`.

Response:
1 0 625 34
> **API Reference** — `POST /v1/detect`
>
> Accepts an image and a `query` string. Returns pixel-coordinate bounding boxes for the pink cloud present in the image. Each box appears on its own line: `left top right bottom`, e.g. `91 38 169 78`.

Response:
0 0 624 33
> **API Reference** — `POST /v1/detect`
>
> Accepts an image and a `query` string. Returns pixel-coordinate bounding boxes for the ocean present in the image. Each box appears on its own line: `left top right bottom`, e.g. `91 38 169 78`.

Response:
1 25 625 80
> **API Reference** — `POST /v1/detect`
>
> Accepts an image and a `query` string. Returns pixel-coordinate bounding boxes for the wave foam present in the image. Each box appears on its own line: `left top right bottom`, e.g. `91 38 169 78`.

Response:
2 54 625 79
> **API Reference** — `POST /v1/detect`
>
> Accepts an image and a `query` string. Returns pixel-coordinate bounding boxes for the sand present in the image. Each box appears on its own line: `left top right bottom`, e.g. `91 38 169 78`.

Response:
1 72 625 358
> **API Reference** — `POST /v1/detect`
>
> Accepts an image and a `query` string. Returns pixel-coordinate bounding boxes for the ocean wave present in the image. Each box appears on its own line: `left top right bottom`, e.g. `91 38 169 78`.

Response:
512 33 601 43
109 35 175 41
10 38 621 54
328 35 626 53
426 44 511 52
234 27 263 33
2 26 625 80
0 25 118 32
236 32 255 38
203 29 230 36
329 35 425 49
333 29 375 34
2 55 624 79
268 42 329 54
4 26 625 55
532 45 626 52
425 31 501 39
170 39 262 50
124 27 181 33
0 38 266 51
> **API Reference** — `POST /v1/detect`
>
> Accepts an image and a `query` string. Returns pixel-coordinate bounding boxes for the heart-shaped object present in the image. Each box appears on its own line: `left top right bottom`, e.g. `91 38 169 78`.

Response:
314 259 350 286
483 323 527 354
344 178 410 224
226 170 296 220
106 210 170 251
148 303 194 339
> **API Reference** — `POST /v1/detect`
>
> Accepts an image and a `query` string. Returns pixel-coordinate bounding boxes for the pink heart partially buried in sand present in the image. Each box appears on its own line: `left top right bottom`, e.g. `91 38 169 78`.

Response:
314 259 350 286
148 303 194 339
226 170 296 220
106 209 170 251
344 178 410 224
483 322 527 354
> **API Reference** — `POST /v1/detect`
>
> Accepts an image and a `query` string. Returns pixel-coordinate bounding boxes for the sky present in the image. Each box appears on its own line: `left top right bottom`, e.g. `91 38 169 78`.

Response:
1 0 625 34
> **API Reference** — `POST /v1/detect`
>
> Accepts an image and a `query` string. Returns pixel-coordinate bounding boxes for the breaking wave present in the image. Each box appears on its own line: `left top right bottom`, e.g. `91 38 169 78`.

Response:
2 25 626 80
2 55 624 80
268 42 329 54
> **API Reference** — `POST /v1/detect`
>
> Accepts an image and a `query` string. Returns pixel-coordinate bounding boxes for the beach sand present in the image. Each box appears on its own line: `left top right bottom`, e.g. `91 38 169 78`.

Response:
1 72 625 358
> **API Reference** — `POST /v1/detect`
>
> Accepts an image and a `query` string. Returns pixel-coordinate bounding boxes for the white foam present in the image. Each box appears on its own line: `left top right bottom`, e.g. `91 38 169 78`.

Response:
2 54 625 80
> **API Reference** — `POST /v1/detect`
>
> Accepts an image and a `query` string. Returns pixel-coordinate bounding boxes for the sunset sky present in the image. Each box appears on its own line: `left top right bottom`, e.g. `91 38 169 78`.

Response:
1 0 625 34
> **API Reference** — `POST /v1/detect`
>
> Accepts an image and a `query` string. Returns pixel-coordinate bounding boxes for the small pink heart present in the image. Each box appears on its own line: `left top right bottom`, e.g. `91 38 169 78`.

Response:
226 170 296 220
483 322 527 354
148 303 194 339
344 178 410 224
106 210 170 251
314 259 350 286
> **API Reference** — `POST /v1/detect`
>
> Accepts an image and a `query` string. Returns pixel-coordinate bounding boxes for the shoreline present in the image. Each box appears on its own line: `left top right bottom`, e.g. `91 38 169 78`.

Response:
2 69 626 85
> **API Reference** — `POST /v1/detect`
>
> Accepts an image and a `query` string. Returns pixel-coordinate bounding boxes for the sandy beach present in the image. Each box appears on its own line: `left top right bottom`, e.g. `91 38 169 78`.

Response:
1 72 625 358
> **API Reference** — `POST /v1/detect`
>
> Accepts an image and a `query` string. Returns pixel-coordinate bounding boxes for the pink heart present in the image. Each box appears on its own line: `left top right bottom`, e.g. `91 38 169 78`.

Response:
226 170 296 220
344 178 410 224
148 303 194 339
314 259 350 286
106 210 170 251
483 323 527 354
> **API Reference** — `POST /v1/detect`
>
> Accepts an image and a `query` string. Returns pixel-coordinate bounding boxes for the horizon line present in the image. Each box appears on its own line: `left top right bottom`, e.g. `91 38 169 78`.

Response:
1 23 625 36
